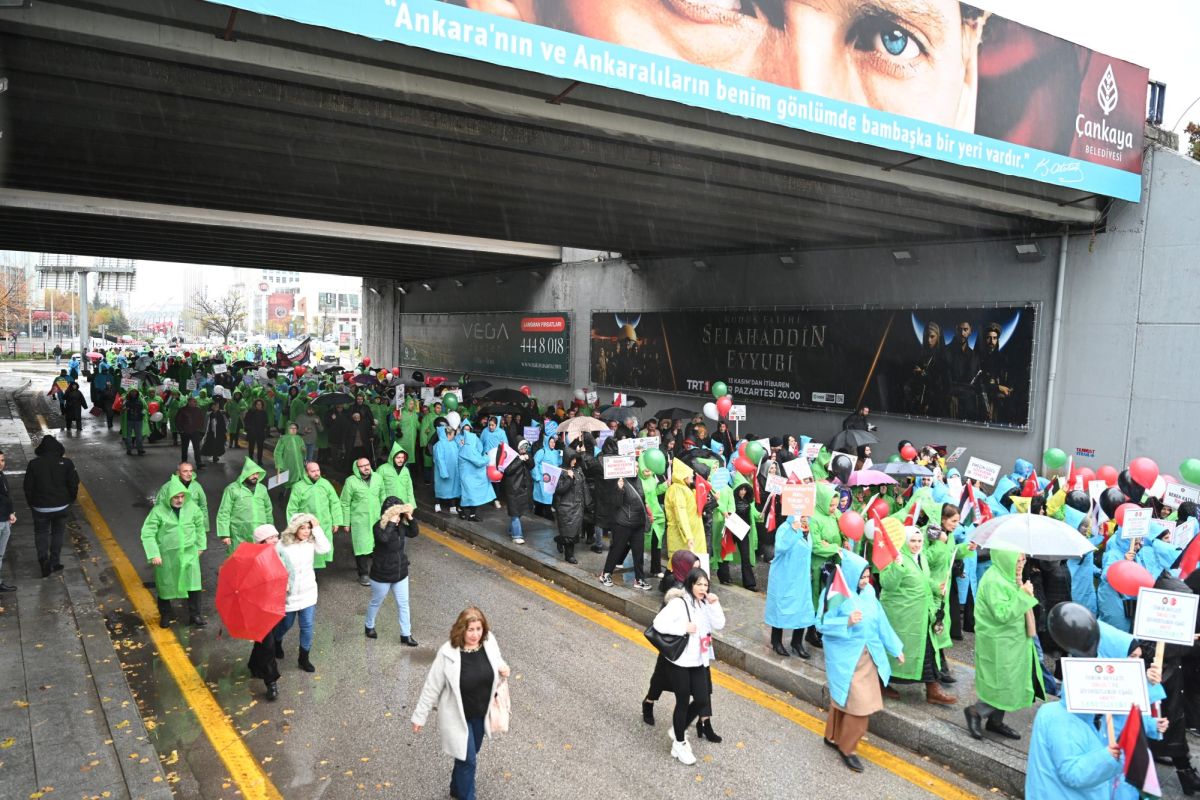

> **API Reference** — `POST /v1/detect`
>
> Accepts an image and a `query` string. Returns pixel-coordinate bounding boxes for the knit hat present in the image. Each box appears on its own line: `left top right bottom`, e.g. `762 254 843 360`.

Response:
253 524 279 542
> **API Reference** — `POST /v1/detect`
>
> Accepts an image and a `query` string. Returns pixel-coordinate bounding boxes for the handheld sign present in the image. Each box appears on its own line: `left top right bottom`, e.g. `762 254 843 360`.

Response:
523 426 541 443
1164 482 1200 509
709 467 731 492
617 436 660 456
420 387 435 403
945 446 967 464
803 442 823 461
585 390 598 404
1133 587 1200 647
540 462 563 495
1061 657 1151 715
780 484 816 518
1120 507 1152 539
727 404 746 422
963 457 1002 486
783 456 812 483
213 363 228 374
1174 518 1198 551
602 455 638 480
724 512 750 541
1088 479 1108 503
764 474 787 495
267 471 289 490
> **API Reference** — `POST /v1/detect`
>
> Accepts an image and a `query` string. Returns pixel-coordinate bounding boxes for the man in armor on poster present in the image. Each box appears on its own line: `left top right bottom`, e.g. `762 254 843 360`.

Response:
944 320 979 420
975 322 1012 423
904 321 945 416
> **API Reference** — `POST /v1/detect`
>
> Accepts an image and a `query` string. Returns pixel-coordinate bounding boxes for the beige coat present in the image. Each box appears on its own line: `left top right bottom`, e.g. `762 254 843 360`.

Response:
411 635 508 761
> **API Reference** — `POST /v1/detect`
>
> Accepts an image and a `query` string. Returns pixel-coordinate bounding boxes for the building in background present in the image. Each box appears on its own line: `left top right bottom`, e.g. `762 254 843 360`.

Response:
180 268 208 337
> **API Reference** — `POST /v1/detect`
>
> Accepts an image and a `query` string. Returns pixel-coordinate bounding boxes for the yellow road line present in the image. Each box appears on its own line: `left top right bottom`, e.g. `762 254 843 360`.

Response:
422 526 978 800
76 484 284 800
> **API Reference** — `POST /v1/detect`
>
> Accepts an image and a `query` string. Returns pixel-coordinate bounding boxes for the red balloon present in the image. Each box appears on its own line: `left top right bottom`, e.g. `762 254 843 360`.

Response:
147 401 160 415
900 444 918 462
391 367 401 377
1128 457 1159 490
838 510 865 542
868 499 891 520
733 455 756 476
362 357 372 367
715 395 733 417
486 466 503 482
1097 465 1119 486
293 366 306 378
309 391 318 399
520 385 531 396
1107 560 1154 597
1114 502 1140 527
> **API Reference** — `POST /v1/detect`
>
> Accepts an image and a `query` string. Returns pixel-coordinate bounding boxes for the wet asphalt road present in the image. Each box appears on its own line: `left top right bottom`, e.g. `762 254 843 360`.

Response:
16 377 992 799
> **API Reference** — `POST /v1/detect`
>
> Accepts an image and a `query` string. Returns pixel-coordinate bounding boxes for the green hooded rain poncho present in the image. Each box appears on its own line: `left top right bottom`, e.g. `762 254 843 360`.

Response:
808 482 842 605
710 472 759 570
974 547 1043 711
272 430 306 489
879 535 942 682
141 475 206 600
214 458 273 553
377 441 417 509
396 396 420 463
340 460 384 557
639 467 668 553
286 469 345 569
155 473 210 535
924 523 973 653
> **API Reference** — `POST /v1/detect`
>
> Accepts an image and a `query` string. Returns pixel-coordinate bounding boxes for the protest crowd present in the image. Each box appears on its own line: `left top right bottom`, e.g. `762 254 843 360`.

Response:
45 339 1200 799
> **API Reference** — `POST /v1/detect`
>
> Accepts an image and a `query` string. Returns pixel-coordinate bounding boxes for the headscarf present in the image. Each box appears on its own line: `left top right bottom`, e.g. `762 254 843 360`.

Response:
670 549 698 584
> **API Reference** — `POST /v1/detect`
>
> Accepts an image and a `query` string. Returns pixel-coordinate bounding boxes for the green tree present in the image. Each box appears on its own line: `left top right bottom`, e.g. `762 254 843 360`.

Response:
90 304 130 335
1186 122 1200 161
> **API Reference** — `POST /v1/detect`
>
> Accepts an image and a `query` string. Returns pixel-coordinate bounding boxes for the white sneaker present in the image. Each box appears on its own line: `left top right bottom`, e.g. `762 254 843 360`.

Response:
449 507 458 515
671 738 696 766
434 503 442 513
494 500 501 509
513 537 525 545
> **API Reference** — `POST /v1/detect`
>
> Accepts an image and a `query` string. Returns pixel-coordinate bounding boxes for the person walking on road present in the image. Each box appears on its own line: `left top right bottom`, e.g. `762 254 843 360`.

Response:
643 550 701 725
62 381 88 433
286 461 344 571
156 462 209 540
272 422 306 499
599 474 651 590
272 513 331 674
412 607 510 800
819 549 905 773
242 398 269 464
24 435 79 577
501 440 534 544
0 449 17 592
215 458 272 553
120 389 148 456
364 496 419 645
176 397 206 470
140 475 207 627
200 396 228 464
553 451 588 565
651 566 726 765
342 456 383 586
764 514 817 660
247 524 284 701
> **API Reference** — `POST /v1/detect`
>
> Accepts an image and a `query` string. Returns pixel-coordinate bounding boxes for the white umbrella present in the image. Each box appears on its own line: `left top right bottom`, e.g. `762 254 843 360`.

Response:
969 514 1096 559
884 461 933 477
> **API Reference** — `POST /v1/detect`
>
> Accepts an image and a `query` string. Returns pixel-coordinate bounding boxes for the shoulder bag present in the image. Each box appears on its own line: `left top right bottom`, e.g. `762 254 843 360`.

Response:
644 597 691 661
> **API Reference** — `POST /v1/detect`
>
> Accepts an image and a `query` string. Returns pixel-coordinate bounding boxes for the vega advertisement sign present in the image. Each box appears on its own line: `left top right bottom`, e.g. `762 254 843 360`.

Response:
590 306 1037 429
207 0 1147 201
400 311 571 383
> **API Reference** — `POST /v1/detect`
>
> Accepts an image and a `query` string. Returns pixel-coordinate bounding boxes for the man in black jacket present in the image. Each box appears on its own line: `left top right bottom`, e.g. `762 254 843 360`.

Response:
0 449 16 591
23 435 79 577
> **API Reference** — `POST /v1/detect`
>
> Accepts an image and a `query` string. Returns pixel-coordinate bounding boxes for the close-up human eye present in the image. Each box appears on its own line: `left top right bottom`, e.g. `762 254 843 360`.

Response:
848 15 925 61
662 0 764 25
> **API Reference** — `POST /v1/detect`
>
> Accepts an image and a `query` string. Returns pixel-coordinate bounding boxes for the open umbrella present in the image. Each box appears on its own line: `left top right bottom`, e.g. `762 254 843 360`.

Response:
653 407 697 422
829 428 879 452
969 514 1097 559
883 461 933 478
86 351 102 360
476 403 527 418
129 370 162 385
312 391 353 407
461 380 492 398
599 406 638 424
622 394 648 408
352 373 379 386
233 360 255 370
215 542 288 641
317 364 345 373
480 388 531 405
847 469 897 487
557 416 608 437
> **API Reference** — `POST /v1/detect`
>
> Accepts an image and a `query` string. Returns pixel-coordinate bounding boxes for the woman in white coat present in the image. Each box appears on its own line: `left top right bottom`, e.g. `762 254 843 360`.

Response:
651 566 726 766
272 513 331 673
412 607 511 800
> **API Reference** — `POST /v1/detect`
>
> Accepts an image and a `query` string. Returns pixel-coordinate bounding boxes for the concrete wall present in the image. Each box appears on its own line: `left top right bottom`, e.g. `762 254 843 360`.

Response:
361 145 1200 473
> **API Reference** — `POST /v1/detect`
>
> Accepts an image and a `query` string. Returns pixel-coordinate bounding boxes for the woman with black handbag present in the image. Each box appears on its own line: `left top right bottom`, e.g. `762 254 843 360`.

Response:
649 566 725 766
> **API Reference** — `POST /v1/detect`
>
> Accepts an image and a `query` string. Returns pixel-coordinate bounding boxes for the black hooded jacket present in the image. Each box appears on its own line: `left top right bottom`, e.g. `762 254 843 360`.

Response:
593 435 622 530
502 447 534 518
23 436 79 510
553 453 589 539
370 496 418 583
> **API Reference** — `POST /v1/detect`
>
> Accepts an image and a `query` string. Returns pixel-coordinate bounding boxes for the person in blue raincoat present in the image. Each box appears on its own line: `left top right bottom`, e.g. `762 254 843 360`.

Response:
1096 620 1168 800
1064 505 1103 616
456 422 495 521
764 515 816 660
1099 530 1169 632
1025 700 1121 800
432 424 461 515
532 433 562 518
479 417 509 509
819 548 904 773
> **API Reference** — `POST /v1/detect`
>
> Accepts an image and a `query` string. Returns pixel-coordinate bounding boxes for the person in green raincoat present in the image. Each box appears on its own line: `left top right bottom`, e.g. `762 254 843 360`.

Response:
119 388 150 455
370 396 393 452
377 441 416 509
924 503 976 684
273 422 306 496
879 526 959 706
287 461 345 570
808 482 842 648
287 387 309 430
640 465 668 577
141 475 207 627
215 458 273 553
965 546 1043 740
226 390 247 449
396 395 420 465
341 456 384 586
711 472 759 590
418 401 443 480
155 462 210 538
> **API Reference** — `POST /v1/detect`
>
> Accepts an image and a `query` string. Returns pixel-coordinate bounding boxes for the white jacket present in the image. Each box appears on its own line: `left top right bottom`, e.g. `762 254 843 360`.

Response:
275 525 331 612
411 635 508 762
652 588 725 668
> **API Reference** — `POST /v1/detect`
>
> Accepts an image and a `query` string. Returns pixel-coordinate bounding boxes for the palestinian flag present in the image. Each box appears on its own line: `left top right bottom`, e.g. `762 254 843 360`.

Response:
869 505 901 571
275 337 312 367
823 563 854 617
1175 534 1200 581
1117 705 1161 798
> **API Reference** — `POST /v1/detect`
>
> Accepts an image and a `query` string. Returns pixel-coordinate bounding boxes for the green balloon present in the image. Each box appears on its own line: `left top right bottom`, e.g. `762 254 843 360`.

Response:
745 441 765 464
1181 458 1200 485
1043 447 1068 470
711 381 728 399
442 393 459 411
888 453 901 463
641 448 667 476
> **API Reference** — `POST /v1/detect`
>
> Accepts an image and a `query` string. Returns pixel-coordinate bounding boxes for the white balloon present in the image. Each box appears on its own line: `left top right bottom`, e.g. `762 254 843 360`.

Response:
573 389 586 401
445 411 461 429
150 411 164 422
702 402 719 421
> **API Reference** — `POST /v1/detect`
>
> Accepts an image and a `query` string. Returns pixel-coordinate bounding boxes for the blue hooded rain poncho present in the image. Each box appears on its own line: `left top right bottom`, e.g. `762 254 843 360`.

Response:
532 435 563 506
764 515 816 631
432 424 461 502
457 425 496 508
1025 701 1121 800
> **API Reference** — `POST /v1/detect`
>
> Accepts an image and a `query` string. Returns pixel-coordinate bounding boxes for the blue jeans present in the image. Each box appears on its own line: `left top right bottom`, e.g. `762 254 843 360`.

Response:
305 443 316 463
451 716 486 800
1034 634 1060 694
365 578 410 635
124 421 144 452
509 517 523 540
274 604 316 650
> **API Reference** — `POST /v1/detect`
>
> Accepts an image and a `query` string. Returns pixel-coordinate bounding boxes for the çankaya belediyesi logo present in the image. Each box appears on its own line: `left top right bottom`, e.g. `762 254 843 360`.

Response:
1075 63 1134 156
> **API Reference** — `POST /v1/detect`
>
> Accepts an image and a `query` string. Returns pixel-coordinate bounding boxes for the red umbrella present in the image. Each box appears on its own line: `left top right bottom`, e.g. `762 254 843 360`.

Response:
86 351 103 360
215 542 287 641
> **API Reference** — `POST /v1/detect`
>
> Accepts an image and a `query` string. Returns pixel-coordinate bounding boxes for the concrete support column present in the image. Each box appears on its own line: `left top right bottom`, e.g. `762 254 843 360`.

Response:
360 279 400 368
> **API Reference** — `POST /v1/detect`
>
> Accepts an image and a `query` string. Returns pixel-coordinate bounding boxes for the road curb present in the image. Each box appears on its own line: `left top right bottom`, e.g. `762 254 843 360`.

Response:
415 506 1028 796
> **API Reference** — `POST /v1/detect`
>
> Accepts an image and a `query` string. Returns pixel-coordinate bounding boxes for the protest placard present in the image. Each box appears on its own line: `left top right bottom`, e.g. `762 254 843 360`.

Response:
945 446 967 464
420 387 434 403
523 426 541 443
781 485 816 517
267 471 289 490
213 363 228 374
728 404 746 421
1133 587 1200 647
1174 519 1198 551
1121 507 1151 539
617 436 660 456
1088 479 1108 503
602 455 639 480
1164 482 1200 509
963 457 1002 486
783 456 812 482
540 462 562 495
764 475 787 495
710 468 731 491
1061 658 1151 715
724 513 750 541
803 442 823 460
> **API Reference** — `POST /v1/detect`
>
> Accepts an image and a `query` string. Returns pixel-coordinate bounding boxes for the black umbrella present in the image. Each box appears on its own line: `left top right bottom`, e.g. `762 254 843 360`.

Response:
654 407 697 422
477 403 526 418
623 394 648 408
129 370 162 385
233 360 255 370
352 373 379 386
462 380 493 399
829 428 879 452
318 364 345 374
600 406 638 423
312 392 353 407
480 388 530 405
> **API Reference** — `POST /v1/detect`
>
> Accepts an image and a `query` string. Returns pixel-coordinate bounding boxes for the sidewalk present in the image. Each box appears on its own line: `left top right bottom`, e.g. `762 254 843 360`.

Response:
0 378 170 800
411 479 1035 796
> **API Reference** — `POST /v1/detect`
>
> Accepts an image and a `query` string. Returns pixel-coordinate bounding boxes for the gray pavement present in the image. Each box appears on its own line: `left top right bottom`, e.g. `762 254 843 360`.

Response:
0 371 1000 799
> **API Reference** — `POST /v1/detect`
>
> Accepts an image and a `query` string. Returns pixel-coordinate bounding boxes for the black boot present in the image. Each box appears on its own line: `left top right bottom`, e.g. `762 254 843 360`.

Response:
564 543 578 565
697 719 723 743
157 598 174 628
806 627 824 649
554 536 564 553
265 681 279 701
790 629 811 660
298 647 315 673
187 591 206 627
274 638 285 659
771 628 789 658
400 635 419 647
1178 766 1200 796
964 707 984 740
642 699 655 726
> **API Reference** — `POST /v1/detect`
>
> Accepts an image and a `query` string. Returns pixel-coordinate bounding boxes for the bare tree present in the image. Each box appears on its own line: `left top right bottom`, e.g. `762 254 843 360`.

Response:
191 289 247 344
0 267 29 338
